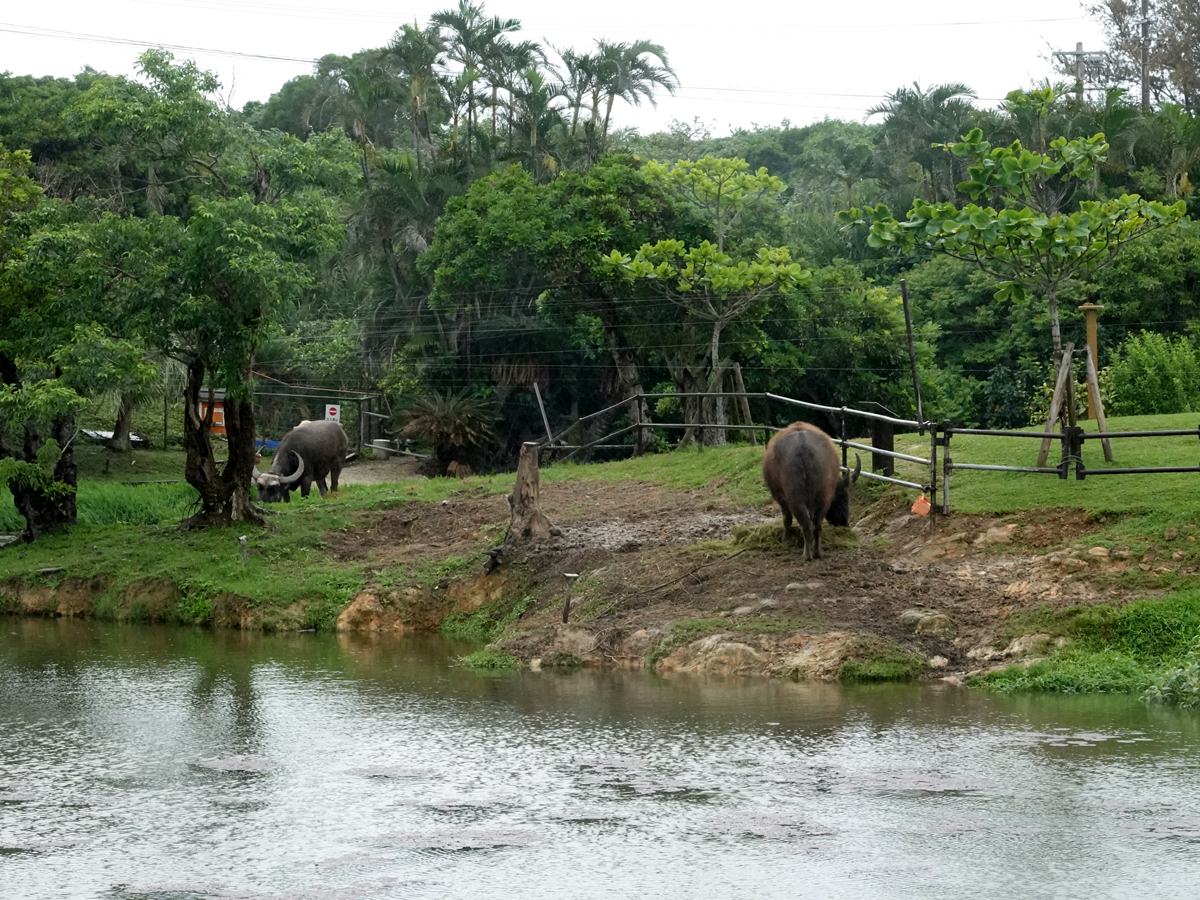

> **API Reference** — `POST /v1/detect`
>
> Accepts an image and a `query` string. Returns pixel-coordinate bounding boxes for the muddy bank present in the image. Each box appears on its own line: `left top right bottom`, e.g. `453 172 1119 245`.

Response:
0 475 1170 682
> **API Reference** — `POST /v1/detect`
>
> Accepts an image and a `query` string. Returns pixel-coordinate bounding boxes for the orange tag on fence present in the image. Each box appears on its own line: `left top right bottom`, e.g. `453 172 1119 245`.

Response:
911 493 931 517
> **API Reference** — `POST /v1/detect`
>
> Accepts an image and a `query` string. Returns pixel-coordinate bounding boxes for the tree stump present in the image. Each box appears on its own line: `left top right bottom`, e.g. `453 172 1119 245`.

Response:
505 442 560 543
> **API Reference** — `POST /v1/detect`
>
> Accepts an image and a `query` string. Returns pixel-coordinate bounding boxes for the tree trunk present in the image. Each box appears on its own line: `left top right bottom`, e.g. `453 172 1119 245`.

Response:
181 359 262 529
182 359 232 527
504 443 559 543
109 392 135 453
602 94 615 149
673 358 707 448
8 413 78 541
605 327 654 455
220 384 263 527
1048 288 1062 355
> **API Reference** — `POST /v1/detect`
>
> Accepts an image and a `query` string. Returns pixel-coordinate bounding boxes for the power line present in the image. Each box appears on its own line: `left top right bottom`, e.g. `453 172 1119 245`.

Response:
0 22 318 64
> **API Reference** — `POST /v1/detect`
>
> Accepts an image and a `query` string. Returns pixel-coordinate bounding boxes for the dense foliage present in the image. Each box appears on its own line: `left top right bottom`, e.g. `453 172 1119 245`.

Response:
6 0 1200 537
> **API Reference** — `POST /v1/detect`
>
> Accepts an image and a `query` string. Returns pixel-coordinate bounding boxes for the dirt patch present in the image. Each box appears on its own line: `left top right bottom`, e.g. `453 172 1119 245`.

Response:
339 456 425 486
487 501 1152 679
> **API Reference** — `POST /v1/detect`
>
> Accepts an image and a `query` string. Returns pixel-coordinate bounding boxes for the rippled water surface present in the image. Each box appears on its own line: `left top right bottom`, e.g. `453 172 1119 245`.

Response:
3 619 1200 899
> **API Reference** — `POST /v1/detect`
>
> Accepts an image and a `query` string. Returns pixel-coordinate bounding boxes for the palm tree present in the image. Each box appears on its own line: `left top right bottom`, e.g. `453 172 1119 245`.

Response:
868 81 977 201
556 46 596 137
431 0 521 168
309 57 396 184
508 67 566 179
388 23 446 174
593 39 678 150
480 37 543 144
1134 103 1200 199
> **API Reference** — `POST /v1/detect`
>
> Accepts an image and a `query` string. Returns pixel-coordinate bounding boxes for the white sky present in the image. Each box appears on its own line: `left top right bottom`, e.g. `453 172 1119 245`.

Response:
0 0 1106 134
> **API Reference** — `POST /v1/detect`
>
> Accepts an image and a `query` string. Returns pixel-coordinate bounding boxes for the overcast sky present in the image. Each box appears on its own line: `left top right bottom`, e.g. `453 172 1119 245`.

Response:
1 0 1106 134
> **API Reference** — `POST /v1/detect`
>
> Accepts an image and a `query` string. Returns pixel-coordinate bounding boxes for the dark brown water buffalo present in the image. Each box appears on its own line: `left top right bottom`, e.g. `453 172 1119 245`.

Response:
255 420 348 503
762 422 860 560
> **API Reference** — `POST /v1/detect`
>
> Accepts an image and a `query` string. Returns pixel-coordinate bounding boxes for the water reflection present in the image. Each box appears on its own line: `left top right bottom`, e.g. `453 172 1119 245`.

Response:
2 618 1200 899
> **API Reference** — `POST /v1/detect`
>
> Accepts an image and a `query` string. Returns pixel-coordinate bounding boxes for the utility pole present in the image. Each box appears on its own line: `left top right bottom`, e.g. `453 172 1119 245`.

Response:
1141 0 1151 111
1053 43 1109 103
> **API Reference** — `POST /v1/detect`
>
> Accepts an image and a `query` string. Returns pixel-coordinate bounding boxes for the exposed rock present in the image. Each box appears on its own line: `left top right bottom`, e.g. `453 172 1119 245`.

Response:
967 646 1003 662
656 634 768 677
730 605 757 617
785 582 803 592
1061 558 1087 573
773 632 857 680
1166 528 1180 540
928 655 949 668
915 614 954 637
1172 550 1187 561
1087 547 1110 558
1112 550 1132 560
975 523 1019 546
1005 633 1052 657
898 609 927 627
551 625 597 655
1054 636 1071 648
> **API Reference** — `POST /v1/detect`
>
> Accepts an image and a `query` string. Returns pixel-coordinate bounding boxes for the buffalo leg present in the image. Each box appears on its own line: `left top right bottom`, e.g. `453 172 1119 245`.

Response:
794 507 815 561
299 477 312 499
316 476 329 497
781 508 793 541
330 464 341 493
812 518 823 560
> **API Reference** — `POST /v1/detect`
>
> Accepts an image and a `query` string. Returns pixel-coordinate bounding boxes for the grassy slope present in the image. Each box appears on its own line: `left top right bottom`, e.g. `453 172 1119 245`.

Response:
0 444 773 630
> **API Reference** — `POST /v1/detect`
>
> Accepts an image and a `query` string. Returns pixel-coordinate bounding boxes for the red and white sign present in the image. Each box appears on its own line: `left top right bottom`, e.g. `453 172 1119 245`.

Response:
325 404 341 423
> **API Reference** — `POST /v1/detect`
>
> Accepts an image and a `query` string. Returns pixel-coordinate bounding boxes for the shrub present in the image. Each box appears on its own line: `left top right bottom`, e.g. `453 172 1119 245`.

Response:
401 390 495 473
1143 638 1200 708
1109 331 1200 416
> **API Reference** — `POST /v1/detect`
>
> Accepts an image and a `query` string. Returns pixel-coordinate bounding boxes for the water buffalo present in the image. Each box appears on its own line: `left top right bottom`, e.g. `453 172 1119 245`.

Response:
762 422 860 560
255 420 348 503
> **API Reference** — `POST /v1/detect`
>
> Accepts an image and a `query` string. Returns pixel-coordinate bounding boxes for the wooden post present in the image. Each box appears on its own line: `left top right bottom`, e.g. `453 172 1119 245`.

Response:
1085 345 1114 462
1077 303 1104 419
1037 343 1075 468
561 573 579 624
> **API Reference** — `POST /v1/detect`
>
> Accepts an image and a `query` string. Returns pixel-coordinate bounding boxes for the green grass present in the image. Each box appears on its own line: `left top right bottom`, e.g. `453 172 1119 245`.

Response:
971 592 1200 695
440 593 531 643
460 648 520 670
838 646 929 683
899 412 1200 517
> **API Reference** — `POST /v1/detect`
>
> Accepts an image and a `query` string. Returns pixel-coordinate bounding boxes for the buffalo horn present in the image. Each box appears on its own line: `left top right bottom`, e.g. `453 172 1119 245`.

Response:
277 451 306 486
851 454 862 483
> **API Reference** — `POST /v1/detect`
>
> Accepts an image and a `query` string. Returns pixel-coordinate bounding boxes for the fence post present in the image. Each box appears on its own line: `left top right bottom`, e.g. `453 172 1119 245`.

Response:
840 409 848 471
929 423 938 507
941 426 952 514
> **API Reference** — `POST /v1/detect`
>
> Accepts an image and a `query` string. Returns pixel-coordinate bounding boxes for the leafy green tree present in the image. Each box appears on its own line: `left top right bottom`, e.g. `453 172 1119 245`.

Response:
388 23 447 173
842 124 1187 354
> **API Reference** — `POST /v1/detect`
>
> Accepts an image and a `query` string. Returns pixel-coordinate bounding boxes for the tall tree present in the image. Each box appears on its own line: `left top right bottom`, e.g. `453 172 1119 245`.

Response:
388 23 447 173
594 40 678 149
431 0 521 169
869 81 978 201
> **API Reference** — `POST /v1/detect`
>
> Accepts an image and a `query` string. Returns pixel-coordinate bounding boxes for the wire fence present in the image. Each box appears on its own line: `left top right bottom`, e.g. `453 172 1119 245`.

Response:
537 390 1200 515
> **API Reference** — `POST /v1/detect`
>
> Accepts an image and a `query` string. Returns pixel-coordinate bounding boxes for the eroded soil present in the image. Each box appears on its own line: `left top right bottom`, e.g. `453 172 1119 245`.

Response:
326 476 1162 680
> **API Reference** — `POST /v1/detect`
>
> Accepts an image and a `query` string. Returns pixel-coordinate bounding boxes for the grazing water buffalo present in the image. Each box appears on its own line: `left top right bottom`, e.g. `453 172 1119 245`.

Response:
255 420 348 503
762 422 860 560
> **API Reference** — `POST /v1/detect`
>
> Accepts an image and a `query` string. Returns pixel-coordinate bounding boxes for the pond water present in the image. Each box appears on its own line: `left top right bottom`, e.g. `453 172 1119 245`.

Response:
3 619 1200 899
